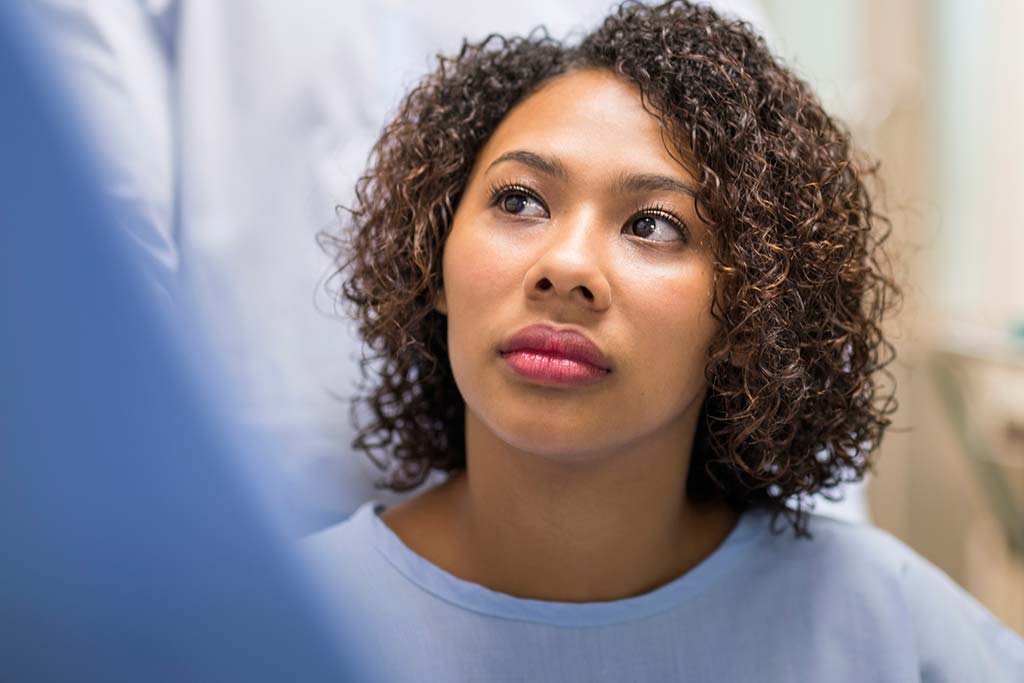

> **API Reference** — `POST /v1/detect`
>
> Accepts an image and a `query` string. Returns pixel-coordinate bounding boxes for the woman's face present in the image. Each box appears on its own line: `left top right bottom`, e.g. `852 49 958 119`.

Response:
436 68 719 462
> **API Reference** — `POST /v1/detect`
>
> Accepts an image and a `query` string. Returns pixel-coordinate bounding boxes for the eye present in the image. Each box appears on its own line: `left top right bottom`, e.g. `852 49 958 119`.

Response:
625 207 688 243
489 182 548 219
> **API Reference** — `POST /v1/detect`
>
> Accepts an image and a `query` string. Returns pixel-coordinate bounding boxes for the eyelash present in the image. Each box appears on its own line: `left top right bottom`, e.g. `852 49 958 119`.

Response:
485 179 544 210
486 180 689 244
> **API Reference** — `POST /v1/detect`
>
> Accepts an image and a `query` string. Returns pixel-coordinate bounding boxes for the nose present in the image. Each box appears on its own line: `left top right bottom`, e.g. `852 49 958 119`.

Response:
522 210 611 312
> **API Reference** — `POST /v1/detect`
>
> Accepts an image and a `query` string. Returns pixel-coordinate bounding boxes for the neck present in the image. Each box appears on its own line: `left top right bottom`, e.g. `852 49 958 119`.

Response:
379 404 740 603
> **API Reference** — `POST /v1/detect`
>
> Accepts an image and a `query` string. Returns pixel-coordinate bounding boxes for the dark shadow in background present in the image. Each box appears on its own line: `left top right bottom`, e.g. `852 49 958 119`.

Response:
0 4 367 680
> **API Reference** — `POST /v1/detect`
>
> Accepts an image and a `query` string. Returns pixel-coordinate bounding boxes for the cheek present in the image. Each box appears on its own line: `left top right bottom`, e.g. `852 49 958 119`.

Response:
441 227 521 374
620 259 717 383
442 225 528 317
441 226 532 415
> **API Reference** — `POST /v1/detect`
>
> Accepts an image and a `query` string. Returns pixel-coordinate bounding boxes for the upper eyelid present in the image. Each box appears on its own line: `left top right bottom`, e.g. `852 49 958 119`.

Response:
489 181 547 208
634 204 689 236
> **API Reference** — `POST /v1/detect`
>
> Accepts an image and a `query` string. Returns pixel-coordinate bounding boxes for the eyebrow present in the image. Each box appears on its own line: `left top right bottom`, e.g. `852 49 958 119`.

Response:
485 149 699 198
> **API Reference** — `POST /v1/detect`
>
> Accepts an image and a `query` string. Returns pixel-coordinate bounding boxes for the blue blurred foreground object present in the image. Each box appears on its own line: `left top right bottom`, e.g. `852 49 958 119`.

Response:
0 4 368 681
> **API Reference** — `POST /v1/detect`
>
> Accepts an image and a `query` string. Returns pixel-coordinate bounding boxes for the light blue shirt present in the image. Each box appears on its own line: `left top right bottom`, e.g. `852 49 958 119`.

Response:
303 501 1024 682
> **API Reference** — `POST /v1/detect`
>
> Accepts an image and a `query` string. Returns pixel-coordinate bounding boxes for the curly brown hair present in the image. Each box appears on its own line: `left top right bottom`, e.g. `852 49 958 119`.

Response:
322 0 901 537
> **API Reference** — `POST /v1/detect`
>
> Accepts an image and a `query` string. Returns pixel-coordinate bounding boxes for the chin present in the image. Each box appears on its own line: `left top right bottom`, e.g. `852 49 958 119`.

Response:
485 408 616 463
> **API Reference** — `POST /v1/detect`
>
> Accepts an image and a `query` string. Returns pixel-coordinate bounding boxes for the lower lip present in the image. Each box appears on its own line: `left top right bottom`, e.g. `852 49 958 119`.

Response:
500 350 610 386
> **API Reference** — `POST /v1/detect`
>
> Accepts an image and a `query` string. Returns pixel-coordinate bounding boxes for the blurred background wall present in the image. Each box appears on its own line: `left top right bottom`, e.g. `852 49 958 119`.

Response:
761 0 1024 634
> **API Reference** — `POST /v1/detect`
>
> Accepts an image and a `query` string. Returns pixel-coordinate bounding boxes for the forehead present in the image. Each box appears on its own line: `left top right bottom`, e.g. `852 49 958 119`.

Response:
473 68 695 182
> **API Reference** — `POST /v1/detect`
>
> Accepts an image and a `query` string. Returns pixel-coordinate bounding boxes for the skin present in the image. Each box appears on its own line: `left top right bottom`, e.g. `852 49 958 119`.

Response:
379 68 740 603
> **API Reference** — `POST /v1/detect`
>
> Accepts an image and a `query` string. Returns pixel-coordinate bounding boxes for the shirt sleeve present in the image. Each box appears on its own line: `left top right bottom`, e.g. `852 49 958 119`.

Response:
899 544 1024 682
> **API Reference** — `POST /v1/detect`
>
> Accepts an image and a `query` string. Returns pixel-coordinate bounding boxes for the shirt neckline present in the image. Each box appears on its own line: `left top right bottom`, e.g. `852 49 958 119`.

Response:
355 500 770 627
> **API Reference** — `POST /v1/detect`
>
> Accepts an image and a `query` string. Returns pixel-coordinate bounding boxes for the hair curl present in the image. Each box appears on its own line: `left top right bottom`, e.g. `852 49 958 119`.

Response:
322 0 901 537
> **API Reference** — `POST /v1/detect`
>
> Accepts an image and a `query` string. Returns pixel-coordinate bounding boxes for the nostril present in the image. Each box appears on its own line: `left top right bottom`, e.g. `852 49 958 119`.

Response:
580 286 594 301
538 278 553 291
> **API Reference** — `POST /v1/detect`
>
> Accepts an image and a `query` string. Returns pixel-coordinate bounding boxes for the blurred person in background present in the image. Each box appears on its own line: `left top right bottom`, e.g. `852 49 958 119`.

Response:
25 0 876 534
303 2 1024 679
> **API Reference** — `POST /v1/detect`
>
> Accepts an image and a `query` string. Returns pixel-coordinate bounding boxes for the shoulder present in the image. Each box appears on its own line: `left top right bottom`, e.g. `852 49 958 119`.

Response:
300 500 387 583
756 509 1001 619
777 509 920 572
736 507 925 587
303 509 365 542
298 500 414 618
752 509 1024 680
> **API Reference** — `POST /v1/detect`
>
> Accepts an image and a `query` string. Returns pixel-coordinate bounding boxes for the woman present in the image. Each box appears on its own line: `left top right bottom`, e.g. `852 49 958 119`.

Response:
308 2 1024 680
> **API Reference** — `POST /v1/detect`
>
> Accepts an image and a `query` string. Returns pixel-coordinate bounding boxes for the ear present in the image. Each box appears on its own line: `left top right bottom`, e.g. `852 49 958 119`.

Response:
434 286 448 316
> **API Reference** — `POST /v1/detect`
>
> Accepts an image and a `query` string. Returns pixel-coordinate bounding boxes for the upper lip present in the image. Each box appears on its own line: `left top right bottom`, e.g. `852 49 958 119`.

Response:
499 324 612 372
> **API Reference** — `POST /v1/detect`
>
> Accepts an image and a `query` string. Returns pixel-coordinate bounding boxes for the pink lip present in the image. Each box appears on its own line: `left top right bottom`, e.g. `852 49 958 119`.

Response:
498 324 612 386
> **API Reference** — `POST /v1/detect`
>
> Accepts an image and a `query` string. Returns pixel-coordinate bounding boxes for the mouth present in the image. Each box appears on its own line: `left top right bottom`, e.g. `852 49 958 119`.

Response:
498 324 612 387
